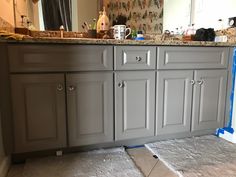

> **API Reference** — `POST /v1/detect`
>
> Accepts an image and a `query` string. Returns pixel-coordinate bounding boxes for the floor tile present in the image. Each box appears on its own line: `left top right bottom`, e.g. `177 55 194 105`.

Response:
126 147 157 176
149 160 178 177
126 147 177 177
7 164 24 177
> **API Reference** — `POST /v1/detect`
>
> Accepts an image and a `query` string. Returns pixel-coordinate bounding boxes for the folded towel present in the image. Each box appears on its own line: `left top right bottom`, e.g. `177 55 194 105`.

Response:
0 30 25 40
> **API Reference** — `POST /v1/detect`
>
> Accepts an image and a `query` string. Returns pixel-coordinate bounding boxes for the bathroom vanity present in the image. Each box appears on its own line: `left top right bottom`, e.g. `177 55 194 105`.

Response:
0 38 234 157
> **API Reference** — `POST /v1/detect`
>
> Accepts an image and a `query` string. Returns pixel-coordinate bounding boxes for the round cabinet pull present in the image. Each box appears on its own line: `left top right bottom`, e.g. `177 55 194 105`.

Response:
68 86 76 91
118 82 124 88
190 80 195 85
136 56 142 62
197 80 204 85
57 84 64 91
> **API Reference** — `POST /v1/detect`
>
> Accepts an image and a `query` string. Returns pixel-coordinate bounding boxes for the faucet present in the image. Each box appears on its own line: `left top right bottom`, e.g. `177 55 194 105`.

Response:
60 25 64 38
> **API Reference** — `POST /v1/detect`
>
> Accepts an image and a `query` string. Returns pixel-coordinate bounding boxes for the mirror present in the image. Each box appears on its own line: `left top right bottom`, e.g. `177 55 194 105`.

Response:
13 0 103 32
13 0 236 34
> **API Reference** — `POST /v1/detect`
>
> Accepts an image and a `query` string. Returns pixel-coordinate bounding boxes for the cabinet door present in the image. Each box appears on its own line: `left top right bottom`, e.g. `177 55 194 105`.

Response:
11 74 67 153
156 71 193 135
192 70 227 131
115 71 155 140
67 73 113 146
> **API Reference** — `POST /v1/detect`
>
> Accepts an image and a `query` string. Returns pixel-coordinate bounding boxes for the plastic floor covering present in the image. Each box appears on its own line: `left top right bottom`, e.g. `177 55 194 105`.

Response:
21 147 143 177
146 135 236 177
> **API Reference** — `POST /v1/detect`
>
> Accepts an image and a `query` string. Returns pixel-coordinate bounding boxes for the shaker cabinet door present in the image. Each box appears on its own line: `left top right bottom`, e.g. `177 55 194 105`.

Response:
67 72 113 146
192 70 227 131
11 74 67 153
115 71 155 140
156 71 193 135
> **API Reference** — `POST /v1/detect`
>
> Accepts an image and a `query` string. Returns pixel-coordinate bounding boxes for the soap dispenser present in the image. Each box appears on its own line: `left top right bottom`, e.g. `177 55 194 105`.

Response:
97 7 110 33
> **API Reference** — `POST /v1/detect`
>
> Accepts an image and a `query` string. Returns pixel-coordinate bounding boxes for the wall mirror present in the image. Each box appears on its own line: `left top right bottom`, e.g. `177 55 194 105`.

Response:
14 0 103 32
13 0 236 34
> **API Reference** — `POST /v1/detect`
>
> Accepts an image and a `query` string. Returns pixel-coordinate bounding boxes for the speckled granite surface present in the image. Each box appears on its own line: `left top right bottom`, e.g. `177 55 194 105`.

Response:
0 37 235 46
0 17 14 33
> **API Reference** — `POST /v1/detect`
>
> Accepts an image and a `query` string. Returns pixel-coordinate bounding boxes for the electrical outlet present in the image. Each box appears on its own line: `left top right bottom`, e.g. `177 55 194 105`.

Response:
56 150 63 157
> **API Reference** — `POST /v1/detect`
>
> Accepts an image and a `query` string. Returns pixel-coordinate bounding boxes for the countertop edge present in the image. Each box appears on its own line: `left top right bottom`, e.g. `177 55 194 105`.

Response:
0 37 235 47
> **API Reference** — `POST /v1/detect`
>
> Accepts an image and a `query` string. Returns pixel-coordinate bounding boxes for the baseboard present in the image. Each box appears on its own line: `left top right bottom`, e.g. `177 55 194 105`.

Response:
0 156 10 177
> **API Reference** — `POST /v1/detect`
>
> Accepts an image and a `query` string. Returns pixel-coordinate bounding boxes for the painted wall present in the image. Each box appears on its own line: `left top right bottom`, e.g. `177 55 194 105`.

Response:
163 0 191 32
0 0 15 26
164 0 236 32
14 0 37 28
192 0 236 30
77 0 100 31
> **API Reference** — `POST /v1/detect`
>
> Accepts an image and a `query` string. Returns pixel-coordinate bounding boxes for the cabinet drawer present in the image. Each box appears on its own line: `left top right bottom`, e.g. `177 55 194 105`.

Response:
114 46 156 70
8 45 113 72
157 47 229 69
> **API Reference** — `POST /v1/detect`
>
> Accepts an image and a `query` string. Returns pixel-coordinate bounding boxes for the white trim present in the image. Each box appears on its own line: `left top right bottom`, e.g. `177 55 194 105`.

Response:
38 0 45 31
0 156 10 177
71 0 78 31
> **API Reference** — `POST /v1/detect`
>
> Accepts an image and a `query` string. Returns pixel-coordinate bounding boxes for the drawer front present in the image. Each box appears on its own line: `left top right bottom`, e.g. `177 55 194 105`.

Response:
115 46 156 70
157 47 229 69
8 45 113 72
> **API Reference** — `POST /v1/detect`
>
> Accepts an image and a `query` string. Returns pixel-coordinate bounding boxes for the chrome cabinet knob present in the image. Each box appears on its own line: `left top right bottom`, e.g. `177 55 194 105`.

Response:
197 80 204 85
136 56 142 62
118 82 125 88
190 80 195 85
68 86 76 91
57 84 64 91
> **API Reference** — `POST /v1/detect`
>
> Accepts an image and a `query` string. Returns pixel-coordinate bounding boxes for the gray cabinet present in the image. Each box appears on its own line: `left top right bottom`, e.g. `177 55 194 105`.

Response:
114 46 156 70
156 71 193 135
8 45 113 72
115 71 155 140
67 73 113 146
11 74 67 153
157 47 229 69
156 69 227 135
192 70 227 131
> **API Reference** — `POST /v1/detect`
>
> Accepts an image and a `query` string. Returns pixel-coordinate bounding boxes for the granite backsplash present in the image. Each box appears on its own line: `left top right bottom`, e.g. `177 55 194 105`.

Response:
0 17 14 33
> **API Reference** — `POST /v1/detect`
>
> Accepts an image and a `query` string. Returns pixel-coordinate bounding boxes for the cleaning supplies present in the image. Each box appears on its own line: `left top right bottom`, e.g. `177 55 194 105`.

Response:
135 31 144 40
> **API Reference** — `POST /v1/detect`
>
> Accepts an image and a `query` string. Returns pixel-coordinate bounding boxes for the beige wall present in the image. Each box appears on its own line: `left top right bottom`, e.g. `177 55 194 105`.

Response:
0 0 15 26
14 0 29 27
164 0 191 32
77 0 99 31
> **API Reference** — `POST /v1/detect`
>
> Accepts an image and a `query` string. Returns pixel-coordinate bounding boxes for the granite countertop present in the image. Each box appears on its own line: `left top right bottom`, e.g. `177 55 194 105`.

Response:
0 37 235 46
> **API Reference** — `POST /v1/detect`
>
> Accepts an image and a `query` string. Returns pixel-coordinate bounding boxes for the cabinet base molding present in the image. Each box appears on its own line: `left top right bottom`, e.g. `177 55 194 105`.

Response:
12 130 215 163
0 156 10 177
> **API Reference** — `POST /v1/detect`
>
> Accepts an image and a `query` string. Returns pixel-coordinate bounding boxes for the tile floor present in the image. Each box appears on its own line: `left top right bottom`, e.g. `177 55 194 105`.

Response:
127 147 177 177
7 147 176 177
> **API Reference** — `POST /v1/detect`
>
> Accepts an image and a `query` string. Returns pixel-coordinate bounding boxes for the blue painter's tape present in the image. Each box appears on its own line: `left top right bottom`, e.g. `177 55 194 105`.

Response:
217 48 236 137
223 127 234 134
216 127 234 137
228 48 236 128
216 128 225 136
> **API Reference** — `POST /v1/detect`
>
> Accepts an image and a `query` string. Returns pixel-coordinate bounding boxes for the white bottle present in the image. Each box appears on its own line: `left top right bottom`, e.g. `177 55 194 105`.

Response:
97 7 109 33
96 11 103 33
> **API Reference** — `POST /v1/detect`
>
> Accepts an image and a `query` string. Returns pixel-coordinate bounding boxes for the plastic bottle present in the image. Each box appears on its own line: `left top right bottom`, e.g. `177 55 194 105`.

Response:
97 7 110 33
96 11 103 33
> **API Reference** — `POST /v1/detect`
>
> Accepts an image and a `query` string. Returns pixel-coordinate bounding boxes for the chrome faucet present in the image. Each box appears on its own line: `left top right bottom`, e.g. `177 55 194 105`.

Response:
60 25 65 38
